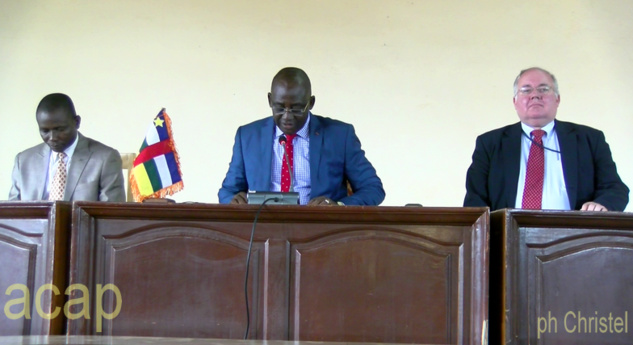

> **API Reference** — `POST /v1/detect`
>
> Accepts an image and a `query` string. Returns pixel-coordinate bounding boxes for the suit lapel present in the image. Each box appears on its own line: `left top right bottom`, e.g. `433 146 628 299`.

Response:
257 119 275 189
555 120 577 207
308 114 323 184
502 123 522 208
65 133 92 200
34 144 50 199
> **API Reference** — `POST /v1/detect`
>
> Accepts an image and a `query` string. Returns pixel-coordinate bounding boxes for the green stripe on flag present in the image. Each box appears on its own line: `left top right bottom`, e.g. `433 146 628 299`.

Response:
143 158 163 192
132 164 154 196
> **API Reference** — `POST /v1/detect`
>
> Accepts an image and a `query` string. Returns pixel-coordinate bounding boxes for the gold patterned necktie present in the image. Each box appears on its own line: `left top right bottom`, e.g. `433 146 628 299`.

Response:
49 152 67 201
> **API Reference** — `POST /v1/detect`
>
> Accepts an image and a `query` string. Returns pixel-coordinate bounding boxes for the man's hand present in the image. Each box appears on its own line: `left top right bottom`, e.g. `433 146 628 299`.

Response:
230 192 248 204
307 196 338 206
580 201 608 211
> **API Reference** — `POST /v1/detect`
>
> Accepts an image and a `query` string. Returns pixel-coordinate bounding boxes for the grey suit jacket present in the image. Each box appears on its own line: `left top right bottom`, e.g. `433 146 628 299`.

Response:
9 133 126 202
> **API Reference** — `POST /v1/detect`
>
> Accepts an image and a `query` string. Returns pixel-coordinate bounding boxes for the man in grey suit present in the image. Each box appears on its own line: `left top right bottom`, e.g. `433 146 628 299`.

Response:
9 93 125 202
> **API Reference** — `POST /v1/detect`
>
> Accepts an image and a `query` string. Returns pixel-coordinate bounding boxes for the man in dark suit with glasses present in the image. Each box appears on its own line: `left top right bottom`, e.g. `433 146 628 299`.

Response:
464 67 628 211
219 67 384 206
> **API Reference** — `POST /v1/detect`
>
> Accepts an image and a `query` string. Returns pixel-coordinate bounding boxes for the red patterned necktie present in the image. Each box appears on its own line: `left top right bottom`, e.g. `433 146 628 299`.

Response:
522 130 545 209
49 152 67 201
281 134 296 192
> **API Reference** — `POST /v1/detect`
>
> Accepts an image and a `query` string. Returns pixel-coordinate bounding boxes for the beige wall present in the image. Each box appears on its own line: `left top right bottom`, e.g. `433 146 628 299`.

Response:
1 0 632 210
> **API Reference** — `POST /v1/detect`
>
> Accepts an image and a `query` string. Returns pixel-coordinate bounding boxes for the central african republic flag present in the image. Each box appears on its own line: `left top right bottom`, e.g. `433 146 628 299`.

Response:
129 108 183 202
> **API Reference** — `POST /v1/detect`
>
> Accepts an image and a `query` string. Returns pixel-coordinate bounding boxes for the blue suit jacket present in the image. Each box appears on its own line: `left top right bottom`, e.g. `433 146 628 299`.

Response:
219 114 385 205
463 120 629 211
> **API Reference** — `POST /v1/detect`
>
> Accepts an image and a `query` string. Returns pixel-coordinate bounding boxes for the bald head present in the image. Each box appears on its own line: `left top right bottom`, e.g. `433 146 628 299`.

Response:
271 67 312 95
268 67 314 135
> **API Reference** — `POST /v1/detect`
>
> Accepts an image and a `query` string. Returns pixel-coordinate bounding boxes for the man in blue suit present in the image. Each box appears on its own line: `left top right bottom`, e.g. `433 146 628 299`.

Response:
464 67 628 211
219 67 384 205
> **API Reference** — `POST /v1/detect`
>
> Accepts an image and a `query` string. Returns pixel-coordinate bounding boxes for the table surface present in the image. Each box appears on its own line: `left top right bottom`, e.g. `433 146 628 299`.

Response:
0 336 438 345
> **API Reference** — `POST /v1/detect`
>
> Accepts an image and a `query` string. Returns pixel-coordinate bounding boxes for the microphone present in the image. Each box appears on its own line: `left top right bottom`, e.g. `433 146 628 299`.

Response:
278 135 295 192
245 136 299 205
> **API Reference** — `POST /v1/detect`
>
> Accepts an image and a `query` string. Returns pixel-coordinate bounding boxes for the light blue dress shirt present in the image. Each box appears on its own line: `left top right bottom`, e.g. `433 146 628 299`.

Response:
515 121 571 210
270 114 311 204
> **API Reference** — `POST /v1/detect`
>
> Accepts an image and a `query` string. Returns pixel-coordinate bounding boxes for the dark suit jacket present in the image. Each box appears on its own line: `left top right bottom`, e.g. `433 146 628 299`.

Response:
463 120 629 211
218 114 385 205
9 133 126 202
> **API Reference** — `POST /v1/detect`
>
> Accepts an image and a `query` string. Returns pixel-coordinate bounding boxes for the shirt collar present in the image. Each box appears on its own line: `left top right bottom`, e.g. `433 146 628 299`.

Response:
521 120 556 137
51 133 79 160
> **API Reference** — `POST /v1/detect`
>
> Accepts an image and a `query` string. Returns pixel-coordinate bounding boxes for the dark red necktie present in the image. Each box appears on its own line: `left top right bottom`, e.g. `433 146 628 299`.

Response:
281 134 296 192
522 129 545 209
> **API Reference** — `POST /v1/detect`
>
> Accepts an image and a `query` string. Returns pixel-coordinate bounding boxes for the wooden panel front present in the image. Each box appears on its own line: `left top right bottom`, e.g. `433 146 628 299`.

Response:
109 224 260 338
0 202 70 335
289 228 464 344
0 335 448 345
67 218 261 339
68 203 488 344
491 209 633 345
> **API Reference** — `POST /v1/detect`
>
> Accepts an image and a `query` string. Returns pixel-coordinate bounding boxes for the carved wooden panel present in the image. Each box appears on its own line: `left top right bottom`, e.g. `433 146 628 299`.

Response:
491 209 633 345
68 203 488 344
289 228 463 344
67 218 261 338
0 202 70 335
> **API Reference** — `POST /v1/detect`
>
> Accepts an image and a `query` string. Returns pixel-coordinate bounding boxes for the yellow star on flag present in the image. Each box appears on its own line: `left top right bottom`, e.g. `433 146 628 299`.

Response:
154 117 165 127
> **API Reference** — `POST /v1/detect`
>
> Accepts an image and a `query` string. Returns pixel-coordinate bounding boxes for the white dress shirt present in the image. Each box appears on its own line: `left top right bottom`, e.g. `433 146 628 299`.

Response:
515 121 571 210
43 134 78 199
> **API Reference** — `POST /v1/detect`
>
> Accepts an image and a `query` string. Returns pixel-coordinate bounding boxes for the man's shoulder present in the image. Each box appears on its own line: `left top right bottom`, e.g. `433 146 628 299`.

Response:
239 117 273 130
80 134 120 155
476 122 521 140
311 114 351 128
237 115 351 130
310 115 355 138
555 120 604 136
16 142 47 156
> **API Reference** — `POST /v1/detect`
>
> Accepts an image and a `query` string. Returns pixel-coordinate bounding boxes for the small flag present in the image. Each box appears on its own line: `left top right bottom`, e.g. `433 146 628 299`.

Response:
130 108 183 202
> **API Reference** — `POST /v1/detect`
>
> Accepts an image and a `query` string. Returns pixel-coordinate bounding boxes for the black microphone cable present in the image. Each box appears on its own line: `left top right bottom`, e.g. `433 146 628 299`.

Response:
243 196 279 339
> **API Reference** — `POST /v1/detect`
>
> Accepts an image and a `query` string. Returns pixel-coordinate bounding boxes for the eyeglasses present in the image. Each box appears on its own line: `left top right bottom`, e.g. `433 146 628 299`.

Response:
271 102 310 116
516 86 554 96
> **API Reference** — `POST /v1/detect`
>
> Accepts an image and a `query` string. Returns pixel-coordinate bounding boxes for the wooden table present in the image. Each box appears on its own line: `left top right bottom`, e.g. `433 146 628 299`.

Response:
490 209 633 345
66 203 488 344
0 336 444 345
1 202 488 344
0 201 70 335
